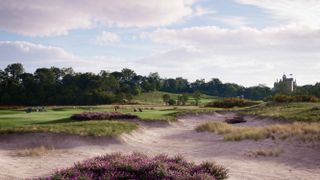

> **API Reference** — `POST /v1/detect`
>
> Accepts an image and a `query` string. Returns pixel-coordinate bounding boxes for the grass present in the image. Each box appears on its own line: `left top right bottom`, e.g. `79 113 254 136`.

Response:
1 120 138 137
0 105 183 136
12 146 55 157
243 102 320 122
132 91 218 105
245 148 283 158
196 122 320 141
132 91 180 104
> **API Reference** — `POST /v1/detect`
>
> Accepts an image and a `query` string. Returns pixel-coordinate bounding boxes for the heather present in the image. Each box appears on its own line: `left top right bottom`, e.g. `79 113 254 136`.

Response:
71 112 138 121
40 153 228 180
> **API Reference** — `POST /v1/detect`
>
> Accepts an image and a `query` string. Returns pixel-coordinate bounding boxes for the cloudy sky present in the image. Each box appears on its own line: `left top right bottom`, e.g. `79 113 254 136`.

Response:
0 0 319 87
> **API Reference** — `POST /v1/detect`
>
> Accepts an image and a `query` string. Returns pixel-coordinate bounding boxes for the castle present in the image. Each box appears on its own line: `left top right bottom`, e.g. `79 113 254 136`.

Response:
274 74 297 93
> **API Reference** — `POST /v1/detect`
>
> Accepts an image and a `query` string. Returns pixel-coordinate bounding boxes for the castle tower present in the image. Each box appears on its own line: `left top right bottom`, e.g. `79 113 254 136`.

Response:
274 74 296 93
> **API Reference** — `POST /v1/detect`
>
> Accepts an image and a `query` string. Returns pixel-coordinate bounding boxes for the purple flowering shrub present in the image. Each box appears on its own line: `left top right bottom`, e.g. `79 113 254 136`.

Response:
71 112 138 121
41 153 228 180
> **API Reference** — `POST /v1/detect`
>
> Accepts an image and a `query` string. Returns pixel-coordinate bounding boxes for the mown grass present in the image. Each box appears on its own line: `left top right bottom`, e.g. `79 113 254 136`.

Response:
243 102 320 122
0 104 222 136
0 103 192 136
132 91 180 104
196 122 320 141
132 91 218 105
0 107 173 136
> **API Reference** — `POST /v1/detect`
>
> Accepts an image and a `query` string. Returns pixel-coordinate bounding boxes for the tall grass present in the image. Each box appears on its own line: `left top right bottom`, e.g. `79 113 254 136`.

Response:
196 122 320 141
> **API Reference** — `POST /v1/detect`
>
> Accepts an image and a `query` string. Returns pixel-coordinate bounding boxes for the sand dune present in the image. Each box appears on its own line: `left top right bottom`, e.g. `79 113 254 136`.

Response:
0 112 319 180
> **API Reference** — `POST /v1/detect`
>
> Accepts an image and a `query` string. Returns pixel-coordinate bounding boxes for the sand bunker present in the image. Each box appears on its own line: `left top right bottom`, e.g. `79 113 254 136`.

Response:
0 112 319 180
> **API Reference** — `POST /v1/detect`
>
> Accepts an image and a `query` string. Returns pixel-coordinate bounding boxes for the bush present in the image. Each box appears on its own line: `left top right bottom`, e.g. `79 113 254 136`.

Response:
71 112 138 121
205 98 258 108
272 94 319 103
41 153 228 180
168 99 176 106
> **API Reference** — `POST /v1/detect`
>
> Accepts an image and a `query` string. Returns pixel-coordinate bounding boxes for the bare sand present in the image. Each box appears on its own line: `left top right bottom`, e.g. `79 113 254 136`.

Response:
0 112 319 180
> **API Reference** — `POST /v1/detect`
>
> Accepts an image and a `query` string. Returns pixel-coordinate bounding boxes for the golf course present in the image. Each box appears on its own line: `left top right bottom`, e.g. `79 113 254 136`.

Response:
0 91 319 179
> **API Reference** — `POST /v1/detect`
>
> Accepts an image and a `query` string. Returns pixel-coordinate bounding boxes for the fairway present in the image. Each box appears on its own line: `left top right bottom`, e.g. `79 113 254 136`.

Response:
0 106 180 136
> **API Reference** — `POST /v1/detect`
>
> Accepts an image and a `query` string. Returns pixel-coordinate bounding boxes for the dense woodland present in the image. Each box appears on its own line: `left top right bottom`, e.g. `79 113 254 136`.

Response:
0 63 319 105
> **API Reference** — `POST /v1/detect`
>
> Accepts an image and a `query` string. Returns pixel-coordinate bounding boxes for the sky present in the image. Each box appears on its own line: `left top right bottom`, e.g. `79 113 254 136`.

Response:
0 0 319 87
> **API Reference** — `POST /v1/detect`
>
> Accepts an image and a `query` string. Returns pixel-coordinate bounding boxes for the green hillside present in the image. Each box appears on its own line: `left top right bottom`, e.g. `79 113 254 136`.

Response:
133 91 218 105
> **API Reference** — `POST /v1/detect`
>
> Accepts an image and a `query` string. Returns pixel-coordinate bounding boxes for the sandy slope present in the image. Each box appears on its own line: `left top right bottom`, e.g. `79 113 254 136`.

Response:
0 112 319 180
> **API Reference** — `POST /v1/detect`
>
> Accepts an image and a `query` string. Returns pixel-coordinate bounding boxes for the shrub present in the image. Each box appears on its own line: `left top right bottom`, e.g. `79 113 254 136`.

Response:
272 94 319 103
71 112 138 121
168 99 176 106
40 153 228 180
162 94 171 105
205 98 258 108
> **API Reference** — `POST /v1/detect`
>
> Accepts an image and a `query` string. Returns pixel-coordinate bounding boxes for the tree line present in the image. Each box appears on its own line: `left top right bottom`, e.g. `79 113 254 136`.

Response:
0 63 319 105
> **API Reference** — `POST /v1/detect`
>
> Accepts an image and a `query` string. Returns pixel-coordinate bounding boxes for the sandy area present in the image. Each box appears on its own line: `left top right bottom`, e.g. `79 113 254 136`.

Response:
0 112 319 180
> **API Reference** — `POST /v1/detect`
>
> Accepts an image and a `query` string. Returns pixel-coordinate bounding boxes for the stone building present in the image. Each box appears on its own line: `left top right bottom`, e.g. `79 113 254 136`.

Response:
274 74 297 94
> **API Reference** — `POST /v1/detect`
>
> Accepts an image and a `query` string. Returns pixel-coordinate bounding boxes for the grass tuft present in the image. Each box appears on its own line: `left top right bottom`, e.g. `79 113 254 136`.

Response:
13 146 54 157
245 148 284 158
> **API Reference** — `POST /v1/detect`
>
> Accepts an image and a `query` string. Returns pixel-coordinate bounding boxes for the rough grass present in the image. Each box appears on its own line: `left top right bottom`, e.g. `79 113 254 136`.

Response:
40 152 228 180
0 120 138 137
196 122 320 141
245 148 284 158
13 146 54 157
243 102 320 122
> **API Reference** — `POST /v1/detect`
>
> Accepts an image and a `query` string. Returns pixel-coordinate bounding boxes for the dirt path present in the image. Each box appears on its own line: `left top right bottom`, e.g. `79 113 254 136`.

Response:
0 112 319 180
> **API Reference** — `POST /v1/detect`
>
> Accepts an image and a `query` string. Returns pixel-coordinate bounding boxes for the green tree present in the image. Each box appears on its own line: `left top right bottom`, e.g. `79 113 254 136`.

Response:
181 94 189 105
168 99 176 106
162 94 170 105
178 94 189 105
193 91 202 106
5 63 24 80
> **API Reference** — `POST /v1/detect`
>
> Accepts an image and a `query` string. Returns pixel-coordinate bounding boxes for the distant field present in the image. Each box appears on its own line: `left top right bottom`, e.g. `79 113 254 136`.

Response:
132 91 179 104
243 102 320 122
132 91 218 105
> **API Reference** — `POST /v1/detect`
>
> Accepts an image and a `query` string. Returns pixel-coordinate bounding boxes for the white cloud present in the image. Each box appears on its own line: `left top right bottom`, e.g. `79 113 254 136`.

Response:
0 0 197 36
235 0 320 27
0 41 74 64
0 41 128 73
141 25 320 86
214 16 249 27
147 25 320 52
96 31 120 44
0 38 319 87
194 7 216 16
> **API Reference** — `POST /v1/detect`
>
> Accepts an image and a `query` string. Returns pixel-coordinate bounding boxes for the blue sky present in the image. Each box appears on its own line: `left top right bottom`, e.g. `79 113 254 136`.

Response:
0 0 319 87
